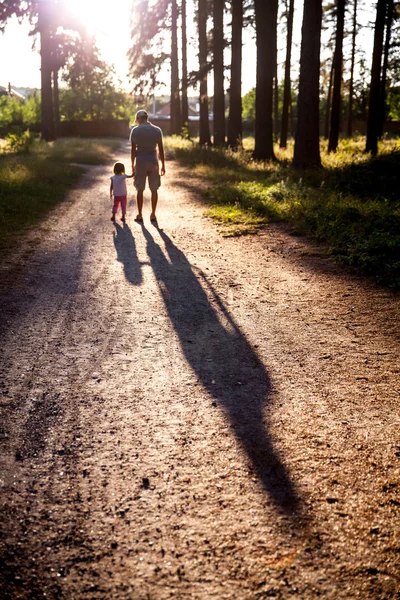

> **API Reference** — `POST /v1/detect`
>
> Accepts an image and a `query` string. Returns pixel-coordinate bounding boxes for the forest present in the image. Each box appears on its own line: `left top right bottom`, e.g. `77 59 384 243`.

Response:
0 0 399 285
0 0 399 159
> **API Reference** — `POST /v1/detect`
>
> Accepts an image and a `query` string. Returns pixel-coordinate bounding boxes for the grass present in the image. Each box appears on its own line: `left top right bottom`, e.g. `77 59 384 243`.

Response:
0 137 122 259
165 135 400 288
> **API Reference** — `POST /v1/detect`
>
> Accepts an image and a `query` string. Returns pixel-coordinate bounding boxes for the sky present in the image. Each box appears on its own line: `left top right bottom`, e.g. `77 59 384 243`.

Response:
0 0 373 97
0 0 291 95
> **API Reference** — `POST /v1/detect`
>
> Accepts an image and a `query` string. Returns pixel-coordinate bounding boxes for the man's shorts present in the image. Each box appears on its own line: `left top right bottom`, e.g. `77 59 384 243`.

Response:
134 160 161 192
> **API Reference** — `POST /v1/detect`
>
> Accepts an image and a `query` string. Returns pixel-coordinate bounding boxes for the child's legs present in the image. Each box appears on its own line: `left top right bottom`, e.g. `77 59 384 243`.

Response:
112 197 121 214
120 195 128 215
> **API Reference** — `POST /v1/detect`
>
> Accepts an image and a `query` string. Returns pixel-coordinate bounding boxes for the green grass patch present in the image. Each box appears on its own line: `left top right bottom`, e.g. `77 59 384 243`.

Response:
205 203 270 237
166 135 400 287
34 137 123 165
0 137 122 259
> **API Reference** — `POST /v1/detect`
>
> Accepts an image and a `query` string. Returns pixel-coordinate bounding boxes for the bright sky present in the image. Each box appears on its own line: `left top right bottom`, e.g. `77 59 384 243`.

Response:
0 0 372 96
0 0 263 95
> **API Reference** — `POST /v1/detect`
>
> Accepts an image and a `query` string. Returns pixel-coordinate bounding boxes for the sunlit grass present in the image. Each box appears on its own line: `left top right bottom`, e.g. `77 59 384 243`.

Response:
205 204 269 237
34 137 122 164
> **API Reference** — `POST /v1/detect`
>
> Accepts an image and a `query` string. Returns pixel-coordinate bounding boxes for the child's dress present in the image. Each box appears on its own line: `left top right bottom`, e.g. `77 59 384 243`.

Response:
111 174 129 216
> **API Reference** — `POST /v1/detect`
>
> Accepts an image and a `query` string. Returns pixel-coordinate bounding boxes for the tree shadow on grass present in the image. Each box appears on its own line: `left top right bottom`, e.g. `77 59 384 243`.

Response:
141 223 304 519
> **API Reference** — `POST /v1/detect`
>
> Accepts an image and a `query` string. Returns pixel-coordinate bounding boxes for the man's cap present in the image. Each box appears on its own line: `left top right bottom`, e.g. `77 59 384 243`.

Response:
136 109 148 120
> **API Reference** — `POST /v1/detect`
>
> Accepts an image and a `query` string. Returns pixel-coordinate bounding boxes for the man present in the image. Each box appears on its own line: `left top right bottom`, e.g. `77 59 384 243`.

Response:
130 109 166 222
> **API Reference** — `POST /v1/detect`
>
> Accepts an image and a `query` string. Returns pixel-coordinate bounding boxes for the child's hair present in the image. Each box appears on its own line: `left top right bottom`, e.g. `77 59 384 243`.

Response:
113 162 125 174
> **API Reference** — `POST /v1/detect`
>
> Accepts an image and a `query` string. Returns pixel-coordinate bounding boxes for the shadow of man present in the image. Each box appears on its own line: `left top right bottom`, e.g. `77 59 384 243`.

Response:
142 224 303 518
113 223 142 286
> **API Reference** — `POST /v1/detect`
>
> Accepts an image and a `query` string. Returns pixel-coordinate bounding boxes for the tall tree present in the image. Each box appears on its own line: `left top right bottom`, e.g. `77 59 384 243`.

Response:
347 0 358 137
293 0 323 167
253 0 278 160
170 0 181 134
227 0 243 150
366 0 387 154
379 0 395 136
181 0 189 132
198 0 211 145
213 0 225 145
39 0 56 141
328 0 346 152
280 0 295 148
324 54 335 139
274 68 279 139
128 0 169 95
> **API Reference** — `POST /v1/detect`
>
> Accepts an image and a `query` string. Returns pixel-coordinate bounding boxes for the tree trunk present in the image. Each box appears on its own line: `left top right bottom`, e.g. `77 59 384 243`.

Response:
228 0 242 149
274 68 279 140
213 0 225 145
293 0 322 168
324 55 334 140
199 0 211 145
347 0 357 138
181 0 189 132
170 0 181 135
39 1 55 141
328 0 346 153
378 0 394 137
253 0 278 160
53 69 60 137
366 0 386 154
280 0 294 148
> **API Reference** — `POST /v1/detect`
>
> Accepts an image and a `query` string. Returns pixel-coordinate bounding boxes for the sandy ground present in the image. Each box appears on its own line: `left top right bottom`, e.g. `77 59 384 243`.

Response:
0 143 399 599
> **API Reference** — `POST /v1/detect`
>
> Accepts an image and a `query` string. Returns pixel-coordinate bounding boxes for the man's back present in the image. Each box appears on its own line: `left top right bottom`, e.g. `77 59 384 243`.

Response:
130 122 162 161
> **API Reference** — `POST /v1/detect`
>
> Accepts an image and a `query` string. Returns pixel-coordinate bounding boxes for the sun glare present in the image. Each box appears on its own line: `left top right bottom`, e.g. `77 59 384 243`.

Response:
65 0 133 84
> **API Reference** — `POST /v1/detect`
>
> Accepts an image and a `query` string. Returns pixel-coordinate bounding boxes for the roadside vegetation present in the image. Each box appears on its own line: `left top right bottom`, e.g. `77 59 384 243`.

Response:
165 136 400 288
0 136 122 260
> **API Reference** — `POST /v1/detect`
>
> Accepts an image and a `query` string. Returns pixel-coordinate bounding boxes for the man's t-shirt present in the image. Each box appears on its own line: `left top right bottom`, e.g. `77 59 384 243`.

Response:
130 122 162 162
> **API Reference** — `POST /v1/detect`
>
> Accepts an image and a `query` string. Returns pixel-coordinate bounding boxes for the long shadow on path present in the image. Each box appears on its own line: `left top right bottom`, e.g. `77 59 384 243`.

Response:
138 223 304 518
113 222 142 286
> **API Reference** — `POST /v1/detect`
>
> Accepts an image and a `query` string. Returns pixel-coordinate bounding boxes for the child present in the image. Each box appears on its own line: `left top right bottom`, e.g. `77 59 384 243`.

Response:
110 162 133 222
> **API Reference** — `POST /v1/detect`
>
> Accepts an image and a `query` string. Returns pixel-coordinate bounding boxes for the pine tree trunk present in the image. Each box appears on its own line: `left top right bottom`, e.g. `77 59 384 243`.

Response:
366 0 386 154
228 0 243 150
328 0 346 153
181 0 189 132
274 68 279 140
53 69 60 137
324 55 334 140
378 0 394 138
199 0 211 145
293 0 322 168
213 0 225 145
347 0 357 138
170 0 181 135
253 0 278 160
280 0 294 148
39 1 55 142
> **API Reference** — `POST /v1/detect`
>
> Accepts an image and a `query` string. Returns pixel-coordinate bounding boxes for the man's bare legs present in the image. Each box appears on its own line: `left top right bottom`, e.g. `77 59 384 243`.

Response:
135 189 158 222
150 190 158 221
136 190 144 221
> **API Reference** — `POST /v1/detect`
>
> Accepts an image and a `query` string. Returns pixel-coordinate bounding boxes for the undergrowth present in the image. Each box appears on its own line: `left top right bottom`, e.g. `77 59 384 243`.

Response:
165 135 400 288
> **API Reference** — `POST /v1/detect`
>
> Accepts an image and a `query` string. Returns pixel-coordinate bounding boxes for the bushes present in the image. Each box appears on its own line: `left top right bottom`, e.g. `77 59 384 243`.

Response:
5 130 36 153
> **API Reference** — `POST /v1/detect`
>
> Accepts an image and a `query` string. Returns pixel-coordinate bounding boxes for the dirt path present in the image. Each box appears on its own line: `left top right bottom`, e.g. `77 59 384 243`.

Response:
0 143 399 599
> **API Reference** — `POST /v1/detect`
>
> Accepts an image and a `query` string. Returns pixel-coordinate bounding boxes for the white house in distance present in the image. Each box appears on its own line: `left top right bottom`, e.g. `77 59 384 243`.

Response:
0 83 26 101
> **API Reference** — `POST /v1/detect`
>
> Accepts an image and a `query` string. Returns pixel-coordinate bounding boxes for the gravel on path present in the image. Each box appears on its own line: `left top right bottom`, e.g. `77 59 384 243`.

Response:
0 146 399 599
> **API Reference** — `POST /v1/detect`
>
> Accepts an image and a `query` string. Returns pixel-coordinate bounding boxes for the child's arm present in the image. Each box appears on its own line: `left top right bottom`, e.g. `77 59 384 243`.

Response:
126 174 134 178
110 180 113 198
